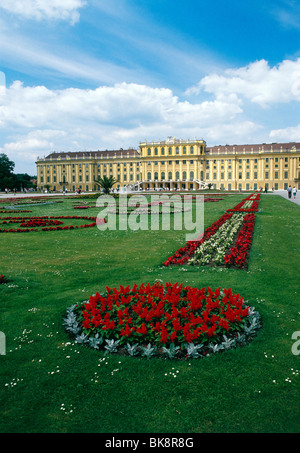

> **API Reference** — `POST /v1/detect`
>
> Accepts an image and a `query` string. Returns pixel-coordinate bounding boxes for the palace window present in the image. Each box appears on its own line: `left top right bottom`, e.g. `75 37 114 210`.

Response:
176 171 180 180
168 172 172 180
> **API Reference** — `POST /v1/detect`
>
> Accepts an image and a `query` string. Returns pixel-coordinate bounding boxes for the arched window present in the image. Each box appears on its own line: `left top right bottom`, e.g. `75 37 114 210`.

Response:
168 147 172 155
176 147 179 154
161 147 165 155
176 171 180 180
168 171 172 180
154 172 158 180
190 146 194 154
154 148 158 155
182 171 187 181
161 172 165 180
183 146 186 154
147 148 151 155
147 172 151 180
190 171 194 180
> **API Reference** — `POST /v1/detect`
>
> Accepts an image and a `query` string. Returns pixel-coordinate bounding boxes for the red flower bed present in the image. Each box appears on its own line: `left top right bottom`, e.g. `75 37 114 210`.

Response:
0 215 105 232
163 193 260 268
163 212 233 266
227 194 261 212
66 282 261 358
224 213 256 268
0 210 32 213
20 219 64 228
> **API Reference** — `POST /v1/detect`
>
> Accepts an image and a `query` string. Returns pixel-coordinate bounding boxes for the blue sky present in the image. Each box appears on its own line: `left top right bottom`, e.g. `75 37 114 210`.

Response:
0 0 300 174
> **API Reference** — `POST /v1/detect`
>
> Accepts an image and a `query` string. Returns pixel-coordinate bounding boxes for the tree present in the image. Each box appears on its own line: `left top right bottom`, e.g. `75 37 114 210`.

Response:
94 175 118 194
0 153 15 178
0 154 36 191
0 153 16 190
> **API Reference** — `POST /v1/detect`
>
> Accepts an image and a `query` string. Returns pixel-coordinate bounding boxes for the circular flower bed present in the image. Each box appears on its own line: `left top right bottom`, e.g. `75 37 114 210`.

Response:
0 215 105 232
64 282 261 359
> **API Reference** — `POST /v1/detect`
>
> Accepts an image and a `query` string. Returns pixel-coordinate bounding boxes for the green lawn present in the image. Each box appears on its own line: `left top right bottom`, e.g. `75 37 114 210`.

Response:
0 193 299 433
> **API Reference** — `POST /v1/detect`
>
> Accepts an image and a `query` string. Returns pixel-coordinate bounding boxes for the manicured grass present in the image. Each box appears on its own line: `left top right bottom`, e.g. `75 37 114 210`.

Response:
0 193 299 433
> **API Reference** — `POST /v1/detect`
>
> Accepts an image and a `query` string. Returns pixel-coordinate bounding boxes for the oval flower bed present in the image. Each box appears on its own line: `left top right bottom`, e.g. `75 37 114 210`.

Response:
64 282 261 359
0 215 105 232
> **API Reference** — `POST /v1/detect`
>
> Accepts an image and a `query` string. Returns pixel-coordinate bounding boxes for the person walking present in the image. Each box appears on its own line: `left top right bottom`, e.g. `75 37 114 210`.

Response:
287 185 292 199
292 186 297 199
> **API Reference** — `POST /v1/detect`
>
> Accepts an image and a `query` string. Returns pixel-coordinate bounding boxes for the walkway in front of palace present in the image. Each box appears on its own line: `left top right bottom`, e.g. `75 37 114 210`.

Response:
273 190 300 206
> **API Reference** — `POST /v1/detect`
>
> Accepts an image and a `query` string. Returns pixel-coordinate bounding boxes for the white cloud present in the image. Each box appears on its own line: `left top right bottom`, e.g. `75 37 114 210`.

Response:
0 0 86 24
0 80 255 172
0 81 243 130
269 124 300 141
187 58 300 107
0 130 67 164
271 0 300 30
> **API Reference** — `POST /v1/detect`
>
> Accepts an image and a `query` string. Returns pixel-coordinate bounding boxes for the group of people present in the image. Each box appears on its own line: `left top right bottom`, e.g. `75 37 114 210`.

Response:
287 185 297 199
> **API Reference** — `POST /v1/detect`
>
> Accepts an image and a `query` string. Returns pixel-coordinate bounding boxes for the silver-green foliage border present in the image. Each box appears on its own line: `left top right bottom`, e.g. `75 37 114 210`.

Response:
63 299 262 360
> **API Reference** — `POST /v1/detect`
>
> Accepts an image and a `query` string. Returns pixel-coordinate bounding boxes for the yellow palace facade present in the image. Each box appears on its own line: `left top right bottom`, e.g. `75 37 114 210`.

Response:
36 138 300 192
